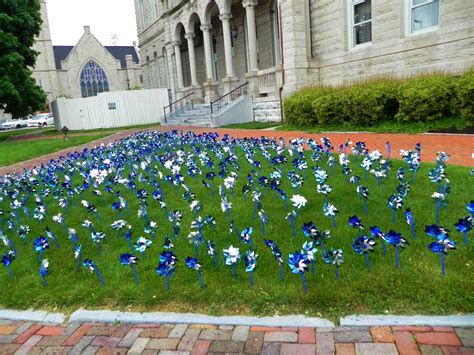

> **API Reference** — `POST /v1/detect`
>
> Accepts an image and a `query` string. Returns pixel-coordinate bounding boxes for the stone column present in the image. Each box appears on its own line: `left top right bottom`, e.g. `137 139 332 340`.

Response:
219 13 235 78
185 33 199 86
172 40 184 90
243 1 258 72
201 24 214 81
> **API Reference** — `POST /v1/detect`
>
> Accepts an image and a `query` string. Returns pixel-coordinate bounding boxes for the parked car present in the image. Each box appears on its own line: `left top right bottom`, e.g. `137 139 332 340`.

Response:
1 115 33 130
27 113 54 127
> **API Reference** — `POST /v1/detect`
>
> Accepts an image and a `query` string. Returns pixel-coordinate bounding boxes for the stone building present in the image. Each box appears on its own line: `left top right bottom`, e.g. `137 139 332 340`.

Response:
135 0 473 123
32 0 143 107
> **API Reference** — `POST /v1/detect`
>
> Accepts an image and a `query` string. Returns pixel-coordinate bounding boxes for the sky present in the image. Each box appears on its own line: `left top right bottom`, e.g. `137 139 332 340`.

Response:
46 0 138 46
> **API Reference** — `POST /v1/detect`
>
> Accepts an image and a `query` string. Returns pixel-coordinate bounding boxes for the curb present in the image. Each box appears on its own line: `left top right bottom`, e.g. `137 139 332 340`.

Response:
0 309 66 324
340 314 474 327
69 309 335 327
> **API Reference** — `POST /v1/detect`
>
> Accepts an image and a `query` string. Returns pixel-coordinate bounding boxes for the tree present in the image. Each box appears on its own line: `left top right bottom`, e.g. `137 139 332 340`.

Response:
0 0 46 117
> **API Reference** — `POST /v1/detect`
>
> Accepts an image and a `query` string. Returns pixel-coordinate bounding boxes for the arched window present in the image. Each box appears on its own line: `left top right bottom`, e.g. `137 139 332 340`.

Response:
146 56 152 89
80 60 109 98
139 0 146 28
162 47 170 88
154 52 161 88
153 0 159 19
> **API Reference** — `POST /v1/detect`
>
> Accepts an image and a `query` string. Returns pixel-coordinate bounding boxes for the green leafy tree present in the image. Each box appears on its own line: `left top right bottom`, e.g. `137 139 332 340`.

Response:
0 0 46 117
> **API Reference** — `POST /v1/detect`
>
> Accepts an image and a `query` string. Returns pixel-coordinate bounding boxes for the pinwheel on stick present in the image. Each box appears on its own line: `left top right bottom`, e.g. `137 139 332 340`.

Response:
39 259 49 286
223 245 241 278
34 236 49 261
323 201 338 227
288 251 309 293
245 250 258 287
119 253 139 284
2 250 15 277
454 216 472 245
134 236 152 259
384 230 409 268
264 239 284 282
322 249 344 280
405 209 416 239
156 251 177 290
185 257 204 288
83 259 105 286
352 235 376 270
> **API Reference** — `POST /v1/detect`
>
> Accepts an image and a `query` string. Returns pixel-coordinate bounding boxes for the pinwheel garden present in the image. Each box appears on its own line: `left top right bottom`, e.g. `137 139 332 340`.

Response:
0 130 472 318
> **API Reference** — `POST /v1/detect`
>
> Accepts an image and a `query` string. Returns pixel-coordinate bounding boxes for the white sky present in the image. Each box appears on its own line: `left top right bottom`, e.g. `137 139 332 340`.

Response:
46 0 138 46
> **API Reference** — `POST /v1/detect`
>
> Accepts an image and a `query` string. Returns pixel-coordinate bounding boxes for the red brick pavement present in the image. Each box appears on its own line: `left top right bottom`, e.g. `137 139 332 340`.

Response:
0 320 472 354
0 126 472 177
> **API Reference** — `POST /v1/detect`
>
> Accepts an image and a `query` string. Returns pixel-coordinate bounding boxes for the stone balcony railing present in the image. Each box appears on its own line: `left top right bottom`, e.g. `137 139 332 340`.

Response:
257 66 283 95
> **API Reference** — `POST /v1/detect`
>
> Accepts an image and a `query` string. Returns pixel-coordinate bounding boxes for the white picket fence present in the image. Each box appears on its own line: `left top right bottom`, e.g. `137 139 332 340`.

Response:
52 89 169 131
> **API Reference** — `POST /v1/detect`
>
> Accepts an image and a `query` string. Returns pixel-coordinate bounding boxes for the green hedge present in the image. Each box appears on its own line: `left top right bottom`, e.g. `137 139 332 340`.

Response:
456 71 474 123
283 71 473 127
283 88 333 126
395 76 458 122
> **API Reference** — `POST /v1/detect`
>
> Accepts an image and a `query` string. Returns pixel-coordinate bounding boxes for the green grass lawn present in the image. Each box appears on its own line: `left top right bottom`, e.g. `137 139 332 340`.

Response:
42 122 161 137
278 116 471 134
222 122 282 130
0 134 110 166
0 135 472 321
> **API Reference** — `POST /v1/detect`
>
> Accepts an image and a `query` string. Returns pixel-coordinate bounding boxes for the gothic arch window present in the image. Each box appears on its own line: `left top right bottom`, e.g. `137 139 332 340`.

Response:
80 60 109 98
271 0 281 66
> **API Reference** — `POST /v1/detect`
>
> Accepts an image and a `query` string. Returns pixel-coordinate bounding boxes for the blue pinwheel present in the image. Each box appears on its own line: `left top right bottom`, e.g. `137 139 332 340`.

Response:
240 227 253 247
429 234 456 275
352 235 376 270
264 239 284 282
258 209 269 236
2 250 15 277
405 208 416 239
163 236 174 250
349 216 364 234
287 251 309 293
301 241 317 273
369 226 387 255
454 216 472 245
207 240 218 267
45 227 59 248
185 257 204 288
384 230 409 268
431 192 446 224
322 249 344 280
34 236 49 261
119 253 139 284
74 244 82 269
134 236 152 259
244 250 258 287
388 194 403 224
91 231 105 255
144 221 158 240
223 245 240 278
156 251 177 290
302 222 319 238
323 201 338 227
83 259 105 286
356 186 369 214
39 259 49 286
467 201 474 216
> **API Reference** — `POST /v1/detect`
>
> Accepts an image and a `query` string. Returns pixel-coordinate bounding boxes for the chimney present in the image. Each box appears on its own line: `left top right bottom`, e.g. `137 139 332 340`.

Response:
84 25 90 33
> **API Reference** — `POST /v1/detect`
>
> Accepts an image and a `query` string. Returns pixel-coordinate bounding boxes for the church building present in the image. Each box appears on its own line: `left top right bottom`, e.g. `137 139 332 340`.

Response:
32 0 143 108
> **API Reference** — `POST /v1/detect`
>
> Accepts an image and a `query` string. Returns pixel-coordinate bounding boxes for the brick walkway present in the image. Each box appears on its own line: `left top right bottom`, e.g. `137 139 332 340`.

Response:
0 126 472 176
0 320 472 354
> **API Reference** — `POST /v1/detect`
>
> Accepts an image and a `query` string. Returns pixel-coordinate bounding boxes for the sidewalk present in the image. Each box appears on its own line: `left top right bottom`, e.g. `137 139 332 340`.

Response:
0 319 472 354
0 127 472 177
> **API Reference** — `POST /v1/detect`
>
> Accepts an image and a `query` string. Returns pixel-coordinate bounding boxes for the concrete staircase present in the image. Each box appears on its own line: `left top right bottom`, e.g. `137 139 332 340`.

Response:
165 104 212 127
253 98 282 122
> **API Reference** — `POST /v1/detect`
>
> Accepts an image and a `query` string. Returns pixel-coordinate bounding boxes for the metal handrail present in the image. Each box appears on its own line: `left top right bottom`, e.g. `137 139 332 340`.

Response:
210 82 249 114
163 92 193 123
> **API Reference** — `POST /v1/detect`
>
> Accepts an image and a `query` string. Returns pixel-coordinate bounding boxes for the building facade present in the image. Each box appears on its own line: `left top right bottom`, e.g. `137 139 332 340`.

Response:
32 0 143 107
135 0 473 104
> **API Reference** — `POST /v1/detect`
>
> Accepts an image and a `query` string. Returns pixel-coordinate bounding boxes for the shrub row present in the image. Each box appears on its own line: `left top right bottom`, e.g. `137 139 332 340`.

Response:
283 71 474 126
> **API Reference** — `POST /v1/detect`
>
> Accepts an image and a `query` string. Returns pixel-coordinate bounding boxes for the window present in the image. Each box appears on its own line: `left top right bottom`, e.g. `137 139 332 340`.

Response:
146 56 152 89
162 47 171 88
153 0 159 19
80 60 109 98
409 0 439 33
350 0 372 47
139 0 146 28
212 36 218 81
154 52 161 87
271 0 281 66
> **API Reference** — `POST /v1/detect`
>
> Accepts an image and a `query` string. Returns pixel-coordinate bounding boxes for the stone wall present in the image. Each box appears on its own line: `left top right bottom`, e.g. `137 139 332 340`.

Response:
310 0 474 87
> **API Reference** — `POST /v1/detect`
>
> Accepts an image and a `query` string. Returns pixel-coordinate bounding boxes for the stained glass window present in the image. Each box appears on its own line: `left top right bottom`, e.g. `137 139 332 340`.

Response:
80 60 109 98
